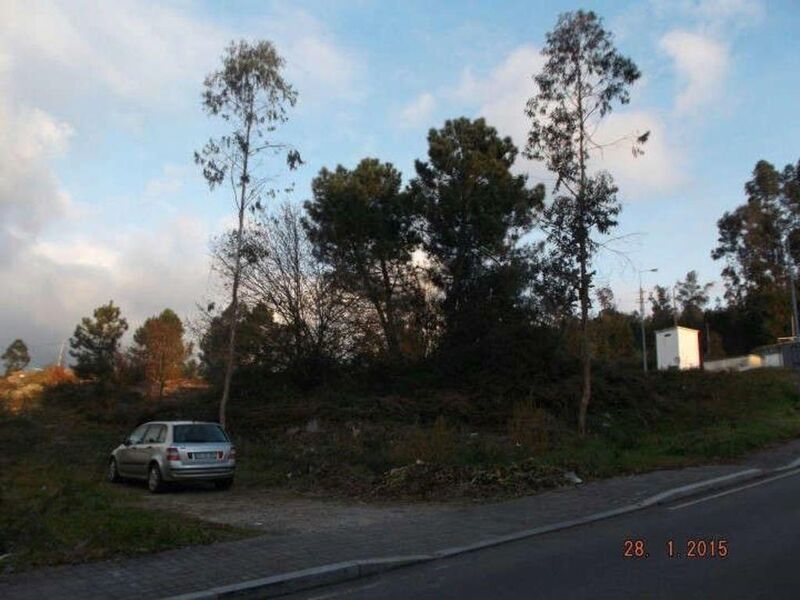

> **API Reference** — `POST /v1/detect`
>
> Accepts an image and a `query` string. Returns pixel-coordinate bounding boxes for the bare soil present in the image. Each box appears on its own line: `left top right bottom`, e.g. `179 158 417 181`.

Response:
127 484 452 534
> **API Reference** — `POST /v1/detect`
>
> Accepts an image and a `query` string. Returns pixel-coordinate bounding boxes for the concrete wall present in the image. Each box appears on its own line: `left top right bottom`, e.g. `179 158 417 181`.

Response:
704 355 763 372
761 351 784 368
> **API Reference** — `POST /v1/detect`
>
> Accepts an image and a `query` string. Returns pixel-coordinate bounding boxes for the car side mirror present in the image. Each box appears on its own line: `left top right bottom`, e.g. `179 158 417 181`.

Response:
123 438 132 446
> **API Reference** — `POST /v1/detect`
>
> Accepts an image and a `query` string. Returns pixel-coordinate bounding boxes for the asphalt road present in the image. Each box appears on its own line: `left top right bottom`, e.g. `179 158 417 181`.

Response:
290 469 800 600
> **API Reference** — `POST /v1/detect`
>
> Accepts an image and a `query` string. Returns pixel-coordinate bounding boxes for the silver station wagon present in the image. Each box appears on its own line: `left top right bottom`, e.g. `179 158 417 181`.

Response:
108 421 236 493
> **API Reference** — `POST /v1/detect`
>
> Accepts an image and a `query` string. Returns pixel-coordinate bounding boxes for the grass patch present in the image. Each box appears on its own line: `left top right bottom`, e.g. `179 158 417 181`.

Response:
0 465 249 573
227 368 800 498
2 367 800 569
535 372 800 478
0 391 254 575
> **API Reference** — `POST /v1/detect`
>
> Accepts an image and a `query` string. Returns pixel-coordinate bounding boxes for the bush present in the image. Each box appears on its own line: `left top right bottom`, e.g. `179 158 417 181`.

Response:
391 416 459 465
508 401 552 453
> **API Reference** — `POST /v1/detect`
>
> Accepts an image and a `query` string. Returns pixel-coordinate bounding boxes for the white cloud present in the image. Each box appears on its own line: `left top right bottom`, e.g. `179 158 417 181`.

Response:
660 30 729 115
0 1 365 363
445 45 681 198
0 215 215 362
591 111 684 195
617 1 760 118
0 0 224 110
33 239 119 271
0 1 365 114
284 31 365 105
453 45 542 139
143 164 187 198
399 93 436 129
649 0 764 26
689 0 764 29
0 99 74 263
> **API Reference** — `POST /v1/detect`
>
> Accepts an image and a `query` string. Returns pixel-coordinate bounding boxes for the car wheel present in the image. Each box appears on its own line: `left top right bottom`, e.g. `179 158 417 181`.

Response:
148 464 165 493
107 458 122 483
214 478 234 491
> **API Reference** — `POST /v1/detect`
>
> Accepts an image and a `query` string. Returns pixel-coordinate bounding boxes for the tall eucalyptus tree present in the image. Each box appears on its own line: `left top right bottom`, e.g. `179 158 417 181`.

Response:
525 11 648 434
196 40 301 426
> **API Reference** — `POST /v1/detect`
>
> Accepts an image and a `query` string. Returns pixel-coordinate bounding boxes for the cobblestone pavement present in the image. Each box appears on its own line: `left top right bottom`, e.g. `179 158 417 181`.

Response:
2 439 799 600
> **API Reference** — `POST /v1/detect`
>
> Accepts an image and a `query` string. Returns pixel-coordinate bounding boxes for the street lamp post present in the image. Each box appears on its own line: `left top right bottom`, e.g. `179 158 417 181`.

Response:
639 268 658 373
784 238 800 340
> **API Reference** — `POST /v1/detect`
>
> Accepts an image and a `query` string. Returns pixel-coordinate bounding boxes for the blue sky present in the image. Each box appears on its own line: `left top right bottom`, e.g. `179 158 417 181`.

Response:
1 0 799 364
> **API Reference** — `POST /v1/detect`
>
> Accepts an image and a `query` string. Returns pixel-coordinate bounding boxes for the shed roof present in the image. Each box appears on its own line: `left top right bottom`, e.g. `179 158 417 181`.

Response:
654 326 700 335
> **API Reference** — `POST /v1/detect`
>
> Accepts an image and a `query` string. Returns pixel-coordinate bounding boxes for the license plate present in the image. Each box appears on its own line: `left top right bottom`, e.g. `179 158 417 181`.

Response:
193 452 215 459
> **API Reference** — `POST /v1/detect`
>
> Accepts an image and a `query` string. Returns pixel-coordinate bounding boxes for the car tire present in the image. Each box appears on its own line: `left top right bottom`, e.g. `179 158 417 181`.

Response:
148 463 165 493
214 478 234 491
107 457 122 483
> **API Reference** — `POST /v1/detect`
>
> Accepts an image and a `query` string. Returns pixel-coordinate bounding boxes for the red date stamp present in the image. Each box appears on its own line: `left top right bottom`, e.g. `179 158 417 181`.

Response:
668 539 728 558
623 539 648 558
622 539 729 559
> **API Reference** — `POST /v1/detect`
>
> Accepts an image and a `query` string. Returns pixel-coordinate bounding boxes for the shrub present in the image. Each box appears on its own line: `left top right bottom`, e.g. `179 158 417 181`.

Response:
508 401 551 453
391 416 459 465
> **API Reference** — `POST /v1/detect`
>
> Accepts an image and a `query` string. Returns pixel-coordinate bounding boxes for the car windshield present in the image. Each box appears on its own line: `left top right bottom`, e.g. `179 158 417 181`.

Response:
173 424 228 443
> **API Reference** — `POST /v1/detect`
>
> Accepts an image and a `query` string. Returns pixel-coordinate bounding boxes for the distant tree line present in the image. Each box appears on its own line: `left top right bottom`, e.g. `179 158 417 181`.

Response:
48 154 800 431
2 339 30 375
66 301 191 399
603 157 800 367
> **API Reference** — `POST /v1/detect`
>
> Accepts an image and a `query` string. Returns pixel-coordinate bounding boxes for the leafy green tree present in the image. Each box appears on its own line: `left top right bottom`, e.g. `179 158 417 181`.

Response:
409 117 544 339
528 246 579 327
2 339 30 375
304 159 421 359
704 303 765 357
675 271 712 328
649 285 675 331
69 301 128 379
195 40 301 426
596 287 616 314
525 10 646 434
712 160 800 298
199 302 287 383
131 309 187 399
712 159 800 342
591 288 636 362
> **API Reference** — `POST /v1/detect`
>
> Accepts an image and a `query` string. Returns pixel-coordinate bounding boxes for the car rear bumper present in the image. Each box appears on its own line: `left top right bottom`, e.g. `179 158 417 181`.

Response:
164 464 235 481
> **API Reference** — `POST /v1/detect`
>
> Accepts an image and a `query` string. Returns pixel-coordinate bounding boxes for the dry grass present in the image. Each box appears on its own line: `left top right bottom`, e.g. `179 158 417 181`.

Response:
0 366 78 413
508 401 552 453
390 416 460 465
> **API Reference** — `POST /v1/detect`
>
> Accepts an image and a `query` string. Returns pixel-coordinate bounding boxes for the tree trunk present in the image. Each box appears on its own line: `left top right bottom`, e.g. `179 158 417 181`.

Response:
577 252 591 435
379 259 401 360
219 200 246 428
575 52 592 436
219 117 253 428
158 351 165 401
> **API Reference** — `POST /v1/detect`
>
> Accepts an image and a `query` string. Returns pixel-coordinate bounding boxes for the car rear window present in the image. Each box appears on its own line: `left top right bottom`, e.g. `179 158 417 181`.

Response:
172 424 228 443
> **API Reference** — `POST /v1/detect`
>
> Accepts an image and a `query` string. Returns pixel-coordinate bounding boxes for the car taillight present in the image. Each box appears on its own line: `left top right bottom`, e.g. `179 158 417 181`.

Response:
228 446 236 460
166 447 180 461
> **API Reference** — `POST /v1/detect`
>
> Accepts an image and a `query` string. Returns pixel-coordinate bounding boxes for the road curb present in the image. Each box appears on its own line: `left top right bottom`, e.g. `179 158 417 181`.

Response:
161 463 791 599
163 556 430 600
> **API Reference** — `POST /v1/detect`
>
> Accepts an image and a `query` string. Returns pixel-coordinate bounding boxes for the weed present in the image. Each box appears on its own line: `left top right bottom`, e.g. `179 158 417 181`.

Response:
508 401 552 453
391 416 459 465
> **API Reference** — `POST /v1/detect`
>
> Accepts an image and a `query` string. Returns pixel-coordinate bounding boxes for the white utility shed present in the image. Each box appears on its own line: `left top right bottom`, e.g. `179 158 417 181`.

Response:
655 326 701 371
